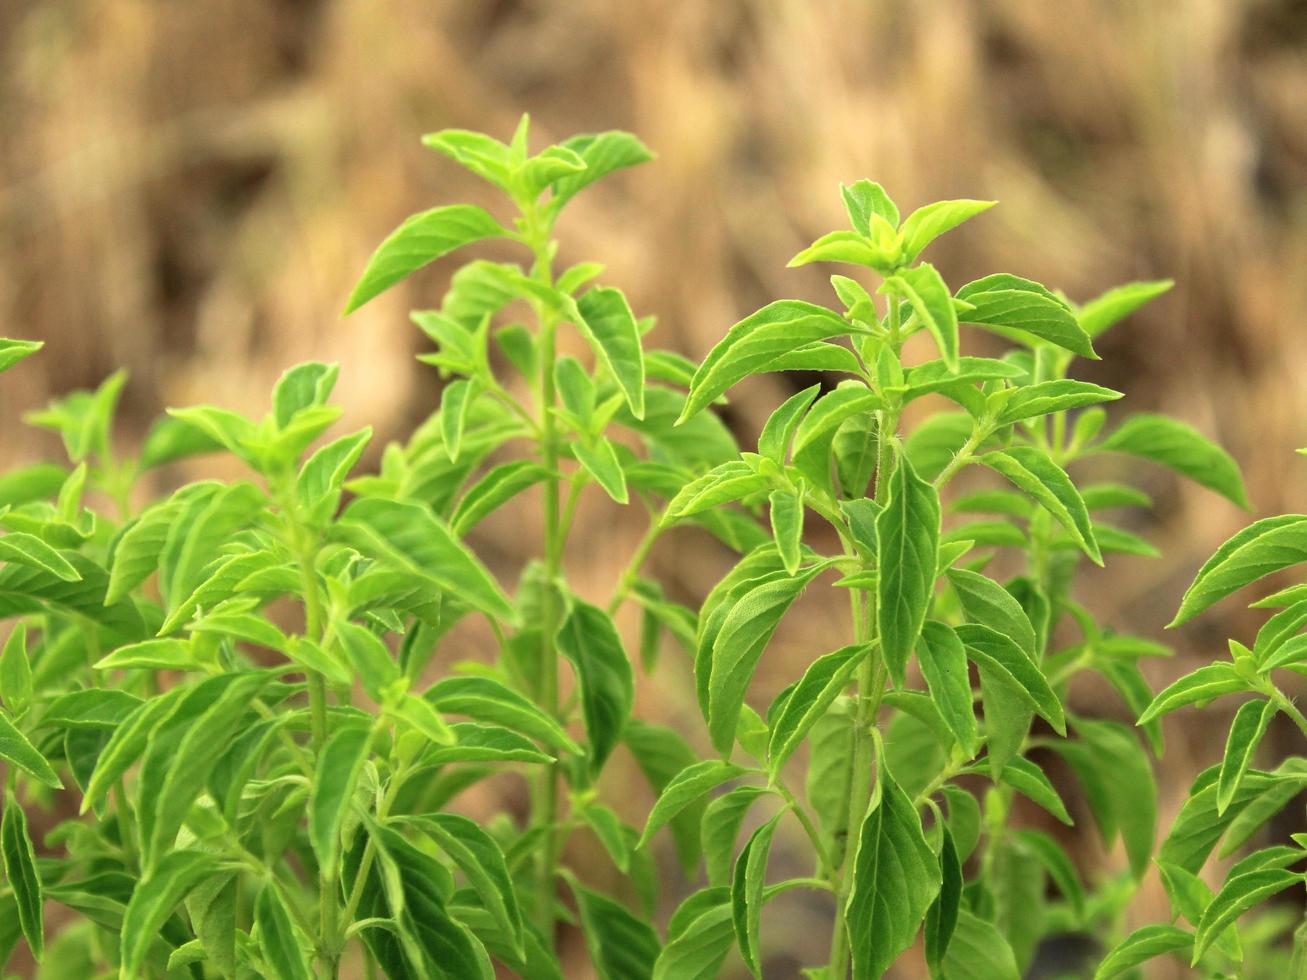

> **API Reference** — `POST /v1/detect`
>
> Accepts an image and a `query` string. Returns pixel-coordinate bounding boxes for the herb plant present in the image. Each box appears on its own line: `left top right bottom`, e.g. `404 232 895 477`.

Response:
0 120 750 979
646 182 1249 978
1098 445 1307 978
0 120 1265 980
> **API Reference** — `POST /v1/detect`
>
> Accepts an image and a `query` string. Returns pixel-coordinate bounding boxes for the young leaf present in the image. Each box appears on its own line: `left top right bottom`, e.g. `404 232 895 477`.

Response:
1 794 43 961
955 275 1096 359
924 829 962 972
1098 414 1249 510
625 722 709 874
451 461 551 535
1137 663 1248 724
345 204 506 313
120 850 218 977
998 757 1073 825
638 760 748 850
916 621 978 756
731 813 782 977
425 676 580 754
653 901 734 980
876 457 941 684
309 724 371 882
1094 925 1193 979
549 130 654 209
769 489 804 576
841 180 899 234
1174 515 1307 626
767 643 871 771
1078 279 1173 339
0 532 80 582
1193 869 1303 963
408 813 525 957
255 883 313 980
562 873 662 980
758 385 822 463
957 623 1065 733
0 709 62 788
0 625 31 714
947 569 1037 658
995 380 1122 426
898 199 995 262
981 446 1101 564
702 786 771 887
556 599 635 773
845 768 942 979
680 301 852 422
576 286 646 419
883 263 959 370
1217 698 1278 814
336 498 515 623
706 565 826 755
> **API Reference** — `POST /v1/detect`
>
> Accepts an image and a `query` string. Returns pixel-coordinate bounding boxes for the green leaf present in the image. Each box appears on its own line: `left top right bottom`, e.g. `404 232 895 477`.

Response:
1193 869 1303 963
942 909 1020 980
82 686 187 814
956 275 1096 359
947 569 1036 658
576 286 646 419
336 498 514 623
439 379 476 462
1217 698 1278 814
624 721 707 874
0 709 61 787
981 446 1101 564
336 621 400 699
901 357 1024 402
769 489 804 576
451 461 551 535
731 813 782 977
1137 663 1248 724
574 437 629 504
1078 279 1173 339
842 180 899 234
309 725 371 882
1099 413 1248 509
789 230 886 268
884 263 959 369
120 850 217 978
580 802 631 873
426 676 579 754
563 873 662 980
273 362 338 426
706 565 826 755
557 599 635 773
845 769 942 980
791 383 881 459
653 900 734 980
995 380 1122 426
422 128 515 189
916 621 977 756
703 786 770 887
1074 719 1157 879
550 130 654 209
998 756 1072 824
680 301 853 422
139 670 273 868
0 338 42 373
1 793 43 960
638 760 748 850
1173 516 1307 625
408 813 525 958
345 204 506 313
758 386 821 463
1094 925 1193 979
924 829 961 972
1012 828 1085 917
767 643 871 771
255 883 313 980
957 623 1064 733
898 199 995 262
0 532 79 582
0 625 32 714
877 457 941 684
94 638 196 672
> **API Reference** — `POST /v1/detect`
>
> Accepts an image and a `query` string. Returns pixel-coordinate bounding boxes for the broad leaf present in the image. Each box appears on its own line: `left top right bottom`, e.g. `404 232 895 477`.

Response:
876 457 940 683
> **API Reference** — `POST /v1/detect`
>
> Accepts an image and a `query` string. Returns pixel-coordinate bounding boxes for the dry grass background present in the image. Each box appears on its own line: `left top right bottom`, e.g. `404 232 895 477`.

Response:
3 0 1307 976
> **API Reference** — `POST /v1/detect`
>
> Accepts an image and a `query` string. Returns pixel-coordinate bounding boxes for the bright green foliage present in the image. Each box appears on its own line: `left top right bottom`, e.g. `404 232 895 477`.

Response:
1100 437 1307 977
0 120 745 980
648 179 1243 979
0 127 1265 980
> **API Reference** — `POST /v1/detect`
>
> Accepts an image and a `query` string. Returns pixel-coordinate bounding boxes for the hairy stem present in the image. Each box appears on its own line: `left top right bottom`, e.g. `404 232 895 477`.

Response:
527 216 564 946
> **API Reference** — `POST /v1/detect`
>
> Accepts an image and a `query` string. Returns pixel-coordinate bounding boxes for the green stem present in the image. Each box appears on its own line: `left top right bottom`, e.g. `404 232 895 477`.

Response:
606 517 664 616
828 388 898 976
772 778 836 881
527 216 564 947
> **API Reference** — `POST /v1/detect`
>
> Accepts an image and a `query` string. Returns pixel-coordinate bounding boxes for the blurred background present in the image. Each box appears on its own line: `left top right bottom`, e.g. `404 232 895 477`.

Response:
2 0 1307 976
